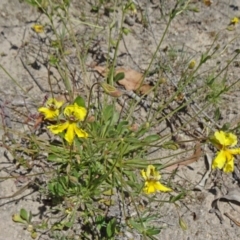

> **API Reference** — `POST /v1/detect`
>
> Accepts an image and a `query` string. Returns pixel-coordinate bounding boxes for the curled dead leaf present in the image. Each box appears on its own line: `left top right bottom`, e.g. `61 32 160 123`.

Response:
224 212 240 227
139 84 154 95
210 188 240 223
87 116 95 123
116 68 143 91
94 66 153 94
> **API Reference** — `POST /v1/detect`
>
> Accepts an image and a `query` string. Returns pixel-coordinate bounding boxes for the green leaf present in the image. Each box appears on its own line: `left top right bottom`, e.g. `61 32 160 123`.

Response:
48 153 67 163
235 49 240 54
143 134 160 143
74 96 86 108
188 7 199 12
128 219 143 232
28 211 32 223
200 53 211 64
169 192 185 203
122 27 131 35
52 222 64 230
48 182 66 196
69 175 79 185
114 72 125 82
206 74 215 86
91 5 100 12
106 218 117 238
162 141 179 150
146 227 161 236
214 108 221 121
49 55 59 66
221 123 231 131
20 208 29 222
64 221 73 228
102 105 114 122
103 189 114 196
95 215 106 230
116 120 129 134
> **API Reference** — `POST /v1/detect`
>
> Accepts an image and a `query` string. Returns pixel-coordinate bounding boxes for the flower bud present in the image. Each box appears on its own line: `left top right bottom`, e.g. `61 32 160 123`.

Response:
12 214 26 224
100 82 123 97
188 60 196 69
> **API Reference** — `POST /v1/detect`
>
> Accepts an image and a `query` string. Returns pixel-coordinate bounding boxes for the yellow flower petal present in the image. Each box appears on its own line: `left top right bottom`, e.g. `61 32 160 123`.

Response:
65 122 75 144
48 122 69 134
141 165 171 194
38 107 59 119
214 131 237 147
141 169 147 180
32 24 44 33
143 181 156 194
154 182 172 192
38 98 64 120
229 148 240 155
223 154 234 173
212 150 227 170
46 98 64 109
145 165 161 180
143 180 172 194
74 124 88 138
231 17 239 25
64 103 87 121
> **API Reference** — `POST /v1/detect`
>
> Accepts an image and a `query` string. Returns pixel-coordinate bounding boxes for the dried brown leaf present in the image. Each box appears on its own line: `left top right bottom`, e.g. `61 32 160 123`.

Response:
210 188 240 223
203 0 212 7
116 68 143 91
224 212 240 227
165 142 202 171
94 66 108 77
139 84 154 95
94 66 153 93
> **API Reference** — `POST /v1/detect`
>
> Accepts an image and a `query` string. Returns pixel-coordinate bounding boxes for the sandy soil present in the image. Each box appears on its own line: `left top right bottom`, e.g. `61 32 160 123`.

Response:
1 0 240 239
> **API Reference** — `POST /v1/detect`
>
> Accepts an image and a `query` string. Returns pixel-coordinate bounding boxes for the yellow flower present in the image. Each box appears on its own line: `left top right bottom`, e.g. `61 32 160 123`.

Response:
32 24 44 33
230 17 239 25
48 103 88 144
38 98 64 120
141 165 172 194
211 131 240 173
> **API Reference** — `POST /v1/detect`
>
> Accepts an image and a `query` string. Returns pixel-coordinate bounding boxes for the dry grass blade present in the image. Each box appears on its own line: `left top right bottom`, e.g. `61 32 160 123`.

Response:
224 212 240 227
165 142 202 171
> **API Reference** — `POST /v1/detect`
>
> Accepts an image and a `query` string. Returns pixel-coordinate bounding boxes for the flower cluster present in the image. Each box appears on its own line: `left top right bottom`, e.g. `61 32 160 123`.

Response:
210 130 240 173
38 98 88 145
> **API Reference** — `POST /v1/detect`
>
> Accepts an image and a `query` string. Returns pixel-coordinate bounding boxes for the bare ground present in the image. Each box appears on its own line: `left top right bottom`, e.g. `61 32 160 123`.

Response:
1 0 240 239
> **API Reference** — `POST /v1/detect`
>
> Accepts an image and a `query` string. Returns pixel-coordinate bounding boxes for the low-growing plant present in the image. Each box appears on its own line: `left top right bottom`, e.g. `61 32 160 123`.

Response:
1 0 240 239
